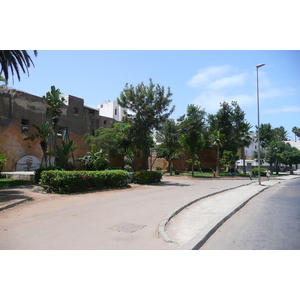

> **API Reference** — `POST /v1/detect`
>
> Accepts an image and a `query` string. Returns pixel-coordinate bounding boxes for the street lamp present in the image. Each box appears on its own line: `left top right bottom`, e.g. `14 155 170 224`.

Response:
256 63 265 185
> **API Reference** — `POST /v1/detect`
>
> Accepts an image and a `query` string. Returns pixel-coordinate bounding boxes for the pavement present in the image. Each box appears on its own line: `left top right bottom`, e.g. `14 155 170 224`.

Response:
1 171 300 250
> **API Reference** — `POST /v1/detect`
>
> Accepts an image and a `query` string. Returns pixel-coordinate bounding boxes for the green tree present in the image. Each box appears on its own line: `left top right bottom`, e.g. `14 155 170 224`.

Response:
220 150 240 173
0 50 37 83
256 123 289 148
155 119 181 175
84 122 132 166
23 122 52 168
272 126 289 142
256 123 273 148
208 130 225 176
208 101 251 162
117 78 175 170
263 141 286 173
292 126 300 141
43 86 66 166
278 144 300 175
178 104 206 177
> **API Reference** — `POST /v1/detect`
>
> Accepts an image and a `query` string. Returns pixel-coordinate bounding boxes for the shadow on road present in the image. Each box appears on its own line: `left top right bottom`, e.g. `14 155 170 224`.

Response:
0 185 37 203
159 181 191 187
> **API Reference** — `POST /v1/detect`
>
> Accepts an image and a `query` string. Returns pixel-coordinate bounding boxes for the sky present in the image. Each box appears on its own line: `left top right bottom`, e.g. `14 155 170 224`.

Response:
5 50 300 139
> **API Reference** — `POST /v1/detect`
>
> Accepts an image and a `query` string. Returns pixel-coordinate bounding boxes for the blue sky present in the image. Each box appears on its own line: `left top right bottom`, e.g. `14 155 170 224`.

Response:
7 50 299 139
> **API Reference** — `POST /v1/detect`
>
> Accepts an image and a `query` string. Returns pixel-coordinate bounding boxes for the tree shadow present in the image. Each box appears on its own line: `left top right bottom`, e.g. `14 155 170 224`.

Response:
158 181 191 187
0 189 31 203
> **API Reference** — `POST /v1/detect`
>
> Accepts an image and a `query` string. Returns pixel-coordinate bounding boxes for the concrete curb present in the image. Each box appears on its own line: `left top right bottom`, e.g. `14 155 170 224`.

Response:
0 197 33 212
158 181 255 245
187 183 280 250
158 180 286 250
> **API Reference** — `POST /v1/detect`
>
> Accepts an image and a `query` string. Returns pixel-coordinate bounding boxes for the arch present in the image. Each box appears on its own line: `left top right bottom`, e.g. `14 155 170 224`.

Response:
15 155 41 171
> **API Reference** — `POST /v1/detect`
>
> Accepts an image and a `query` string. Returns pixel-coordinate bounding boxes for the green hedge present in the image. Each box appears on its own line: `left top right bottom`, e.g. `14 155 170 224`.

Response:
40 170 129 194
133 171 162 184
251 168 267 176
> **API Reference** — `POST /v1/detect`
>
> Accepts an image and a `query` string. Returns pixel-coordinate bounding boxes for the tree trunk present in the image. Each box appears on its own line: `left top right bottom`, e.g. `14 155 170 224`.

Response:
216 146 220 176
168 157 173 176
242 147 246 174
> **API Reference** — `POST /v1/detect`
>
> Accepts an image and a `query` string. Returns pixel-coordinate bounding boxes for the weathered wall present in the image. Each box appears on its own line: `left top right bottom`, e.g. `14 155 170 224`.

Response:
0 88 103 171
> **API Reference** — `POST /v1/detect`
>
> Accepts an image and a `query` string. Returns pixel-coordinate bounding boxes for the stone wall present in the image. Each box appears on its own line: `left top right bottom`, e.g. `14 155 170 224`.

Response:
0 87 113 171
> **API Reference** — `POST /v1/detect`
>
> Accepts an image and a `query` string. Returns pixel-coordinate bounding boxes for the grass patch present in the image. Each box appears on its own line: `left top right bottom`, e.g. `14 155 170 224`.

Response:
0 178 31 189
174 171 250 178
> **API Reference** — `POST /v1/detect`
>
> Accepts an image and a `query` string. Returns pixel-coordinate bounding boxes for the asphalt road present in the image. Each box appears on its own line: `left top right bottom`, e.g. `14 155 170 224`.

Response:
200 178 300 250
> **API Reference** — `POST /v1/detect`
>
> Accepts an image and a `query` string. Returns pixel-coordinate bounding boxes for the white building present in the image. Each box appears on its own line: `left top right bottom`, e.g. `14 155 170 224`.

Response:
97 101 125 122
97 101 135 122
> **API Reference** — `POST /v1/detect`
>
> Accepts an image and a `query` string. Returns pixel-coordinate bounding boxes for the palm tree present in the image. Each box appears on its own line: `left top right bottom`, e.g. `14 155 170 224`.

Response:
292 126 300 141
43 86 66 166
23 122 52 168
238 131 253 174
0 50 38 83
209 130 225 176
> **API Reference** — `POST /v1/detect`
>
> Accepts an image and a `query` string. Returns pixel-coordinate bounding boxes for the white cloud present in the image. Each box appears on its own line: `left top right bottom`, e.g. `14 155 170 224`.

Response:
188 65 297 116
187 65 232 88
192 91 255 113
207 72 248 91
263 106 300 114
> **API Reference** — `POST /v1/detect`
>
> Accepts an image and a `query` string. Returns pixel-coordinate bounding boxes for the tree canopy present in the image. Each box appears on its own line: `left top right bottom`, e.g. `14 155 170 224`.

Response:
208 101 251 155
0 50 38 83
117 78 175 169
178 104 206 176
155 119 181 175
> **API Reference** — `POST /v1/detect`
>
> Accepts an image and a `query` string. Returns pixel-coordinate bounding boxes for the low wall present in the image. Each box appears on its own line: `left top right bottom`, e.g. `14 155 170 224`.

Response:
2 172 35 181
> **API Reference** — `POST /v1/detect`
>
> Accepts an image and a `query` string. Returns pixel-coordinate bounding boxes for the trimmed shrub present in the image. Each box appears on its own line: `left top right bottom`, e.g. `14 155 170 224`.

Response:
40 170 129 194
133 171 162 184
34 165 61 183
251 168 267 176
0 153 7 173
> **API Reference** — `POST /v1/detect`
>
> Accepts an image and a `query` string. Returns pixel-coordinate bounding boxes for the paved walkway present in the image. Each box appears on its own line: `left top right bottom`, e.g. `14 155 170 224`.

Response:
1 172 299 249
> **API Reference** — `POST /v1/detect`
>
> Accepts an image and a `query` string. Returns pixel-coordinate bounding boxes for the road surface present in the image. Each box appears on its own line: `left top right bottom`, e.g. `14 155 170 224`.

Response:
200 178 300 250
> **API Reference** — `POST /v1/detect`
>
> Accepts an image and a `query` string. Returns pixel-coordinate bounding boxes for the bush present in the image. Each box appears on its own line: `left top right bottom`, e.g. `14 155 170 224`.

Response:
133 171 162 184
251 168 267 176
0 153 7 173
34 165 61 183
40 170 129 193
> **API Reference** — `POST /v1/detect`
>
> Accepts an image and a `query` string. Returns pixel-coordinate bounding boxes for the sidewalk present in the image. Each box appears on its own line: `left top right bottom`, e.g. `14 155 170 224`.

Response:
160 173 300 250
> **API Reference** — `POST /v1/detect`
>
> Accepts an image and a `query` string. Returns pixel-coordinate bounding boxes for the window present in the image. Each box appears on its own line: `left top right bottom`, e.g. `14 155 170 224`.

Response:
115 108 117 115
104 120 107 125
21 119 29 134
73 107 78 115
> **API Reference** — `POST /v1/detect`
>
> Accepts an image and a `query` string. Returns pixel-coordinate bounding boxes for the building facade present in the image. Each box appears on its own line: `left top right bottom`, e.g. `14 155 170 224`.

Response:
0 87 116 172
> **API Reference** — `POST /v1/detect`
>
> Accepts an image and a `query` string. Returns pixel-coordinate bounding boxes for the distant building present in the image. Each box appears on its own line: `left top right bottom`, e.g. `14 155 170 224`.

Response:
97 101 134 122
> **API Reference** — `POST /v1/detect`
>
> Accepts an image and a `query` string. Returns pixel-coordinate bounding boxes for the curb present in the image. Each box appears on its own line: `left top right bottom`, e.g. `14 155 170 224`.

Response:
0 197 33 212
158 181 283 250
188 183 281 250
158 181 255 245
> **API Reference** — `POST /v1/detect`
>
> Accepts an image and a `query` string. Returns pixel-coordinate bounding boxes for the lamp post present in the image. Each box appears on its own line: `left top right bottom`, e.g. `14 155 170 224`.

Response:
256 63 265 185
